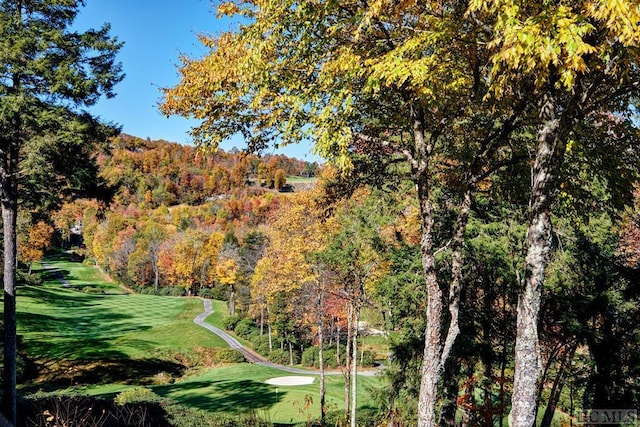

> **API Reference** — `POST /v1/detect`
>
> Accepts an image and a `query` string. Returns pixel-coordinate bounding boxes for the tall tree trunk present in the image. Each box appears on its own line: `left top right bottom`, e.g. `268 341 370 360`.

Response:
2 171 18 426
259 298 264 336
413 117 442 427
344 301 352 423
439 360 460 427
288 339 293 365
350 299 360 427
510 91 564 427
228 285 235 316
317 279 327 427
152 250 159 292
441 189 472 368
319 311 326 427
336 323 340 366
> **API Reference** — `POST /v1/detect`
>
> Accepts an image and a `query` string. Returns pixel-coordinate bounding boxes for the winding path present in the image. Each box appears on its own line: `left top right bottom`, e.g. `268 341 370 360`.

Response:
41 260 72 287
193 298 321 374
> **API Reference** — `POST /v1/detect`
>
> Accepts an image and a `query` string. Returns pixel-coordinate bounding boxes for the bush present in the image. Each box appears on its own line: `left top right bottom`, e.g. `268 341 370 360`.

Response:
251 334 272 356
234 319 258 339
301 346 319 368
300 346 353 368
360 349 377 367
267 347 300 365
322 408 380 427
267 349 289 365
21 393 169 427
114 387 159 405
81 286 104 294
159 286 187 296
222 315 241 331
214 348 245 364
326 347 349 368
197 287 216 298
19 272 42 286
132 285 158 295
194 347 245 366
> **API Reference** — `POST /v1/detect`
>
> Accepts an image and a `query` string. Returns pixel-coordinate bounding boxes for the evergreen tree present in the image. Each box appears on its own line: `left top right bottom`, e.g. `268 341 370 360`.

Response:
0 1 123 422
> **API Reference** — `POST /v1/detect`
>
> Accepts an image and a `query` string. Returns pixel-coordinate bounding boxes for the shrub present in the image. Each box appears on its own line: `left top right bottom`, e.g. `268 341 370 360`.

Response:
251 334 272 356
234 319 258 339
21 393 169 426
160 286 186 296
81 286 104 294
222 315 241 331
197 287 216 298
133 285 157 295
360 349 377 367
202 285 228 300
267 349 289 365
322 348 346 368
194 347 245 366
19 272 42 286
114 387 158 405
301 346 319 368
214 348 245 364
300 346 351 368
267 347 300 365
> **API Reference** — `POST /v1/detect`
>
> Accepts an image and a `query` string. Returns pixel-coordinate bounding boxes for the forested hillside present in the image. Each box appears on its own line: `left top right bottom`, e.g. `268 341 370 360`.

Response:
42 134 319 296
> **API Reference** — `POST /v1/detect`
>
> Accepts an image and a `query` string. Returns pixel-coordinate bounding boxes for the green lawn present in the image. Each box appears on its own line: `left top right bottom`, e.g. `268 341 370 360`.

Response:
19 263 228 362
154 364 380 425
11 254 381 424
82 364 381 425
11 255 229 392
286 176 318 184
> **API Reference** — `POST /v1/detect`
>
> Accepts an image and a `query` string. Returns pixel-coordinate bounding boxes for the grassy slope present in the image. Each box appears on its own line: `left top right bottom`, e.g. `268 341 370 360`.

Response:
14 255 381 424
19 263 228 362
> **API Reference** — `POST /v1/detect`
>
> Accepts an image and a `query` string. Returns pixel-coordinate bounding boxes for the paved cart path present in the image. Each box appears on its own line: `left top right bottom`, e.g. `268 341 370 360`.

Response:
194 299 379 376
193 299 320 374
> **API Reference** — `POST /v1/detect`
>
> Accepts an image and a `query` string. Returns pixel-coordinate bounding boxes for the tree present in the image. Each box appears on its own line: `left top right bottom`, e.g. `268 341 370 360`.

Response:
51 202 85 247
0 1 123 421
318 189 390 427
129 219 168 291
274 168 286 191
18 221 53 275
252 189 335 422
161 3 525 425
216 257 239 315
469 2 640 424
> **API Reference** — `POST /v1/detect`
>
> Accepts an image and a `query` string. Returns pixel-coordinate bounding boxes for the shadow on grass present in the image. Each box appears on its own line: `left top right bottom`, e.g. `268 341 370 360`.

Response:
24 358 186 392
153 379 279 415
14 284 175 385
37 268 72 284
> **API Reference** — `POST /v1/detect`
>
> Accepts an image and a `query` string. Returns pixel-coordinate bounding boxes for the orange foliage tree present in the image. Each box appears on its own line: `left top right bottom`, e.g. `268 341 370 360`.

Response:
19 221 54 274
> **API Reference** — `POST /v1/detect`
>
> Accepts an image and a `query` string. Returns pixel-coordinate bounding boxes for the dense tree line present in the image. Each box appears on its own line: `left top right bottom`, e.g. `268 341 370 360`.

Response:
100 134 319 207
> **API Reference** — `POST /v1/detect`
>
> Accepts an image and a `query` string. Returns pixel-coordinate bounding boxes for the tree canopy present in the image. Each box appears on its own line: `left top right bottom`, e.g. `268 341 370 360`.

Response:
0 1 123 422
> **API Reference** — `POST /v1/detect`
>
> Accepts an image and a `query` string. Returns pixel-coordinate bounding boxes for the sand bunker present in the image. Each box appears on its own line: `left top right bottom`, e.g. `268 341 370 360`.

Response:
265 376 315 386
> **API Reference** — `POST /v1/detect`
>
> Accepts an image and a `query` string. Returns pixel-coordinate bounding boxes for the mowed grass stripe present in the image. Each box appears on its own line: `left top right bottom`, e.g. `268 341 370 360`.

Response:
16 261 229 363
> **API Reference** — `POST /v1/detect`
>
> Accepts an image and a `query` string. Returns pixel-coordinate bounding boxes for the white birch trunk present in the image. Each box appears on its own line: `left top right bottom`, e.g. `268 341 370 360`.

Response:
510 92 563 427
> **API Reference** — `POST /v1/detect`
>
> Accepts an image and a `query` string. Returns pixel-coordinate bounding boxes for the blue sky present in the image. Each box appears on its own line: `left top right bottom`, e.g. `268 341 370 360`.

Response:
74 1 320 163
